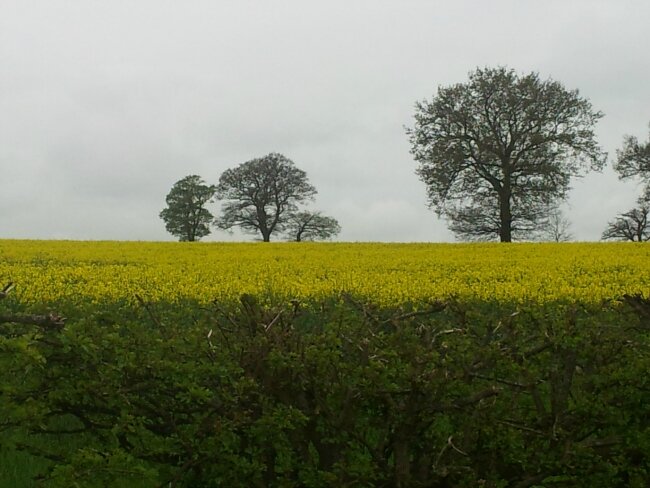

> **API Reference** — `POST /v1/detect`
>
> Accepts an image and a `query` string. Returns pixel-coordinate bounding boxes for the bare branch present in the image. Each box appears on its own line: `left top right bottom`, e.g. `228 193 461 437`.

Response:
0 313 65 330
0 282 15 299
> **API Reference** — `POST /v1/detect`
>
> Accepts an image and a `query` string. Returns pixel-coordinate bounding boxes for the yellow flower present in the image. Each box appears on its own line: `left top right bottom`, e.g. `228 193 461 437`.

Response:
0 240 647 306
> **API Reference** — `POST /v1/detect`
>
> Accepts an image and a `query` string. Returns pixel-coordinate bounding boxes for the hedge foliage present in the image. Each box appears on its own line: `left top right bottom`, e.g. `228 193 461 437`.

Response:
1 294 649 487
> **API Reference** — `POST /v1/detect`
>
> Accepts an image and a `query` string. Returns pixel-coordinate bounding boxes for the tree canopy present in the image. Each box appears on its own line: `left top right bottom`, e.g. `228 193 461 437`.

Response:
159 175 216 242
407 67 605 242
614 123 650 185
605 124 650 242
283 211 341 242
215 153 317 242
602 197 649 242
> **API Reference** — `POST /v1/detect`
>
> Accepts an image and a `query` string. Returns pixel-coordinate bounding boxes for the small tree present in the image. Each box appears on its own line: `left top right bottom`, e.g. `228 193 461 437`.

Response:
614 123 650 186
160 175 216 242
605 124 650 242
541 207 573 242
602 198 649 242
215 153 316 242
284 211 341 242
407 67 605 242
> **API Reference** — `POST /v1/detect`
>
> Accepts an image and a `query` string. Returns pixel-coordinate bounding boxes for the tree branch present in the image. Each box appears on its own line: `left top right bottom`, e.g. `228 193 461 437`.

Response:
0 282 65 331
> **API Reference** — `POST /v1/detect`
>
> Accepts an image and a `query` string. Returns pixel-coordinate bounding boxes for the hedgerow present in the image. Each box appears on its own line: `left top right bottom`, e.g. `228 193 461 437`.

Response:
1 293 648 487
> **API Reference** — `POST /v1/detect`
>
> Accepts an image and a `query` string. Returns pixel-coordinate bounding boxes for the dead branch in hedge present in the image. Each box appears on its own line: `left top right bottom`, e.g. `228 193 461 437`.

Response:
0 313 65 329
0 282 15 299
384 301 448 324
622 293 650 325
452 386 501 408
135 294 163 328
0 282 65 331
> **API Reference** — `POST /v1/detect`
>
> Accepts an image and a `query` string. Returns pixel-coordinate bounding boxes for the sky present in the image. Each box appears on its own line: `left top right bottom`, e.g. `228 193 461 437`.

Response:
1 0 649 242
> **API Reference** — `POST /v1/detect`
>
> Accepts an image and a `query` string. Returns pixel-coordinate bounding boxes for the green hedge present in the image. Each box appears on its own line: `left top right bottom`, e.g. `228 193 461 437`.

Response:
1 295 649 487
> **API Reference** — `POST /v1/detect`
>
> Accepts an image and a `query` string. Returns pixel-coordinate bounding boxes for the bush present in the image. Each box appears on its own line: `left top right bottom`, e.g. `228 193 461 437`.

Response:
1 295 649 487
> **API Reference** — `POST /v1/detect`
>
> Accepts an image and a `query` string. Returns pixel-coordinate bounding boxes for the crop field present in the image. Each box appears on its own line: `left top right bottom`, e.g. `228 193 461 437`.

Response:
0 240 649 307
1 240 649 487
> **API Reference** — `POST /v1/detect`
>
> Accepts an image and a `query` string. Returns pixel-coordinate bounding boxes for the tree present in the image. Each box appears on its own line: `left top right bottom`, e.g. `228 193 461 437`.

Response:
541 207 573 242
614 123 650 188
601 201 649 242
284 211 341 242
605 124 650 242
215 153 316 242
407 67 605 242
159 175 216 242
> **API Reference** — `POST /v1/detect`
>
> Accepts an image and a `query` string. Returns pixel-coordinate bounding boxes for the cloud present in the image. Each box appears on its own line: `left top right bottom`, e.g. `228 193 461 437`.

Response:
1 0 649 241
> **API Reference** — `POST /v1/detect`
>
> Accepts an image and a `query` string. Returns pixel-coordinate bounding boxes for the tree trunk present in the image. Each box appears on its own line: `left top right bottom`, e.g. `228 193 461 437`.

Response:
499 183 513 243
393 428 411 487
257 206 272 242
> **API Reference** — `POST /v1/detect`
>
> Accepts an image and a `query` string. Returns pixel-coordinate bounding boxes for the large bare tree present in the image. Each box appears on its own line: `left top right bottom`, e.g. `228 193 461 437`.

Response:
407 67 605 242
215 153 316 242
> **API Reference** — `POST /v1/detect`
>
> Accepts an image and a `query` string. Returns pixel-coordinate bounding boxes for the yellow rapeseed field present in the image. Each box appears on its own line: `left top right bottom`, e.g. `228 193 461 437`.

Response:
0 240 648 306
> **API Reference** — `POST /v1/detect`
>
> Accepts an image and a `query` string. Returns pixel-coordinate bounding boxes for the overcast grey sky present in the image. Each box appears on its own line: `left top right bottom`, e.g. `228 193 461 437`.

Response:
1 0 648 242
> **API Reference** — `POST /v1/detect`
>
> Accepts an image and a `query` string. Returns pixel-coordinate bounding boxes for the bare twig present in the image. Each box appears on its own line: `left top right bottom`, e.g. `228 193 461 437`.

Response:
432 328 465 343
452 386 501 408
135 294 163 328
0 313 65 330
433 438 450 469
495 419 545 436
512 472 553 488
469 373 538 389
622 294 650 326
519 341 553 361
382 302 447 324
447 436 468 456
264 310 283 332
0 282 15 299
0 282 66 331
578 435 622 449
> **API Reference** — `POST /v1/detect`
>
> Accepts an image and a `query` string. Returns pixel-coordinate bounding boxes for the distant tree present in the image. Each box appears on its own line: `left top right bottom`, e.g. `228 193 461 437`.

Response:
541 207 573 242
407 67 605 242
605 124 650 242
601 198 649 242
215 153 316 242
160 175 216 242
284 211 341 242
614 123 650 189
